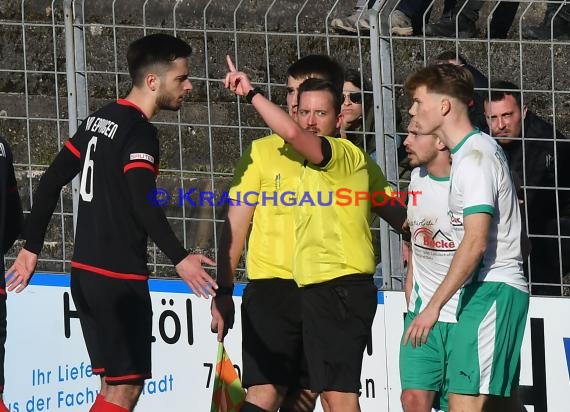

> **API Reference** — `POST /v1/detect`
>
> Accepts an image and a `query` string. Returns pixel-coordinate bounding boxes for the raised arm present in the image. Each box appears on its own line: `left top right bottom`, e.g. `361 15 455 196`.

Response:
224 56 324 164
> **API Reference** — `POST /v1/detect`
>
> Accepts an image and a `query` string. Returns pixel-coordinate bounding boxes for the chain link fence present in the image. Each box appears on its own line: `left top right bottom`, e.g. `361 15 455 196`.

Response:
1 0 568 295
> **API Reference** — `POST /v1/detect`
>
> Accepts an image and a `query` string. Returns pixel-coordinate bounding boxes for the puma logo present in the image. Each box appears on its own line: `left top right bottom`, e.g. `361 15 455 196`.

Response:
459 370 472 382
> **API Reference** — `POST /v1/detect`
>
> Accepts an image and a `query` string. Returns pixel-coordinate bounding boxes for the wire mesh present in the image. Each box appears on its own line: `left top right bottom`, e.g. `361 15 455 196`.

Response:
1 0 568 296
372 0 570 296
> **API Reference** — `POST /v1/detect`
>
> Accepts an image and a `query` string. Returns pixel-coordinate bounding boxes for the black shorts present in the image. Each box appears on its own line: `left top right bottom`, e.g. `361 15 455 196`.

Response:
301 274 377 393
241 278 308 389
70 268 152 384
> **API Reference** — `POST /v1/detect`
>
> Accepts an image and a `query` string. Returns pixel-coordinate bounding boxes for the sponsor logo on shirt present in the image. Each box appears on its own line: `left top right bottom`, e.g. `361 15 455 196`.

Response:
130 153 155 163
0 142 5 158
413 227 456 251
448 210 463 227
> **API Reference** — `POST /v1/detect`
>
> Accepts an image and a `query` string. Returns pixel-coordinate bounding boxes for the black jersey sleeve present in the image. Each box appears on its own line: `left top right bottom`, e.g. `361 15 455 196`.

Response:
122 121 160 175
24 146 81 254
122 121 187 265
2 139 23 253
125 169 188 266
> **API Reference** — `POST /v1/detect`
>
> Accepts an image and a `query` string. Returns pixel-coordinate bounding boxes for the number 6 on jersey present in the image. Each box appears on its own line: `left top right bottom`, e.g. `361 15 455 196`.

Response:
80 136 98 202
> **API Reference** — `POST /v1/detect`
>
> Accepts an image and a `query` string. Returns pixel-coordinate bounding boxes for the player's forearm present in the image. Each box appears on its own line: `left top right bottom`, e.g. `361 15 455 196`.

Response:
216 222 244 287
216 205 253 286
404 253 413 306
3 191 23 253
141 208 188 265
373 203 407 234
126 170 188 265
24 149 79 254
427 234 486 311
250 93 324 164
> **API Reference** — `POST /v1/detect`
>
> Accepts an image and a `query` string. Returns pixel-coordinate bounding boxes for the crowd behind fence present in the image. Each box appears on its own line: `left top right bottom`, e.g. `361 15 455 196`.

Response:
0 0 568 296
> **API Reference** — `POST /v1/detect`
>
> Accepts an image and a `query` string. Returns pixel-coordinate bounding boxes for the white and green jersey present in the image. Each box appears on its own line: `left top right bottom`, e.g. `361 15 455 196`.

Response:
449 130 528 292
407 167 460 323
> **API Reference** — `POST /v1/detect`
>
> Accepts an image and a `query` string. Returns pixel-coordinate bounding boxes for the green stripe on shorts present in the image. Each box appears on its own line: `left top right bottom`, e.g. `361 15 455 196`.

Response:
447 282 529 396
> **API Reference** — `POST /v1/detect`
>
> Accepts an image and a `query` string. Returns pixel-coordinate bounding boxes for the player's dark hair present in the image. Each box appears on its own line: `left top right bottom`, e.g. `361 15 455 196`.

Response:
485 80 522 107
127 33 192 86
286 55 344 94
298 78 343 115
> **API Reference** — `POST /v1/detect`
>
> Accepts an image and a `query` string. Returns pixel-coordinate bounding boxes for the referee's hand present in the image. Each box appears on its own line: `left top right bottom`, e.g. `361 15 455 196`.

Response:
211 295 235 342
5 248 38 293
176 254 217 298
224 55 253 98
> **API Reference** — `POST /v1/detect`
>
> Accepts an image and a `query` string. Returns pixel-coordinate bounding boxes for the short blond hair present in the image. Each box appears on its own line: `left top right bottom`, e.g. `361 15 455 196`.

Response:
405 63 474 106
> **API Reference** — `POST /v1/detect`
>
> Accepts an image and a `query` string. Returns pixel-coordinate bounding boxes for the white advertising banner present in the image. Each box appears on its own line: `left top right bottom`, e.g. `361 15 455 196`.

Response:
4 274 243 412
3 275 569 411
3 274 390 412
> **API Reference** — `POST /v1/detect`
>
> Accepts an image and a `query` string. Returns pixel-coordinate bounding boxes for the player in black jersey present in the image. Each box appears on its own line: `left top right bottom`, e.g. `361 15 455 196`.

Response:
5 34 217 412
0 137 23 412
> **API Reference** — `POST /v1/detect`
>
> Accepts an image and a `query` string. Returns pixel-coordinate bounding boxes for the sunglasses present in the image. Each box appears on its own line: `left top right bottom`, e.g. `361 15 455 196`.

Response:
343 91 362 104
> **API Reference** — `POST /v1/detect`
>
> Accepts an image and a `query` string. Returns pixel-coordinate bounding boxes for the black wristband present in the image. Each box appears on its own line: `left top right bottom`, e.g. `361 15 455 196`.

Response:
246 87 264 104
216 284 234 296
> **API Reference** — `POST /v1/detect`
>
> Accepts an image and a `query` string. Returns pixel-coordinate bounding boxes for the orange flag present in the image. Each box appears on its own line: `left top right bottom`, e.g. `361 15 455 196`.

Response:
210 342 246 412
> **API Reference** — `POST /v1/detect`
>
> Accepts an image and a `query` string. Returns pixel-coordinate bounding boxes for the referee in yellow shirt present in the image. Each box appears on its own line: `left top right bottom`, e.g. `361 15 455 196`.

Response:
212 55 344 412
223 57 406 412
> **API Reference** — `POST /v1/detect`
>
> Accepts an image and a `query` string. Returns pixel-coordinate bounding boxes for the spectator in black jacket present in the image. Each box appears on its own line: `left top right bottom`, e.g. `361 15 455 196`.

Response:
0 136 23 412
484 81 570 296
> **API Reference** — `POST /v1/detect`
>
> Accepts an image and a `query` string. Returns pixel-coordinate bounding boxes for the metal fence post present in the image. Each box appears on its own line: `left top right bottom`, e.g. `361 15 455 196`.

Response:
370 0 404 290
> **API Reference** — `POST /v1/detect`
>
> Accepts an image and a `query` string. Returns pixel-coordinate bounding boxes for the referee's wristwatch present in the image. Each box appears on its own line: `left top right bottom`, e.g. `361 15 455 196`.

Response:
246 87 264 104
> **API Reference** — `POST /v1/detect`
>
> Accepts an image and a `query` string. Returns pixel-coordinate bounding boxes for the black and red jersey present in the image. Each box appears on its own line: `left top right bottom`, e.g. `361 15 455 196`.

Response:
24 99 188 280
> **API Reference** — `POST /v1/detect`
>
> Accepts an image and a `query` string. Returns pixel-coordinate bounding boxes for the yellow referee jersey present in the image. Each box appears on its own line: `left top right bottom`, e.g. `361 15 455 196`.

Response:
292 136 391 286
229 134 304 280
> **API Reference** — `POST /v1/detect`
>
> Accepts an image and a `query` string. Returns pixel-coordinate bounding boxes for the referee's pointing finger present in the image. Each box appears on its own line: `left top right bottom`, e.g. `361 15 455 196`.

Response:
226 55 237 72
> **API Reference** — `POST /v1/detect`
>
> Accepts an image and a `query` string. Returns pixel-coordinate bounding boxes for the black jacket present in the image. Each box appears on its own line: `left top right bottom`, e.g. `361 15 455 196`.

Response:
499 111 570 234
465 63 490 134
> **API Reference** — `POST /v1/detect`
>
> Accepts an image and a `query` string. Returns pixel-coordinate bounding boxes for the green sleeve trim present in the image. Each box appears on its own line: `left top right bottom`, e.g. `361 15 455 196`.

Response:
464 204 494 217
